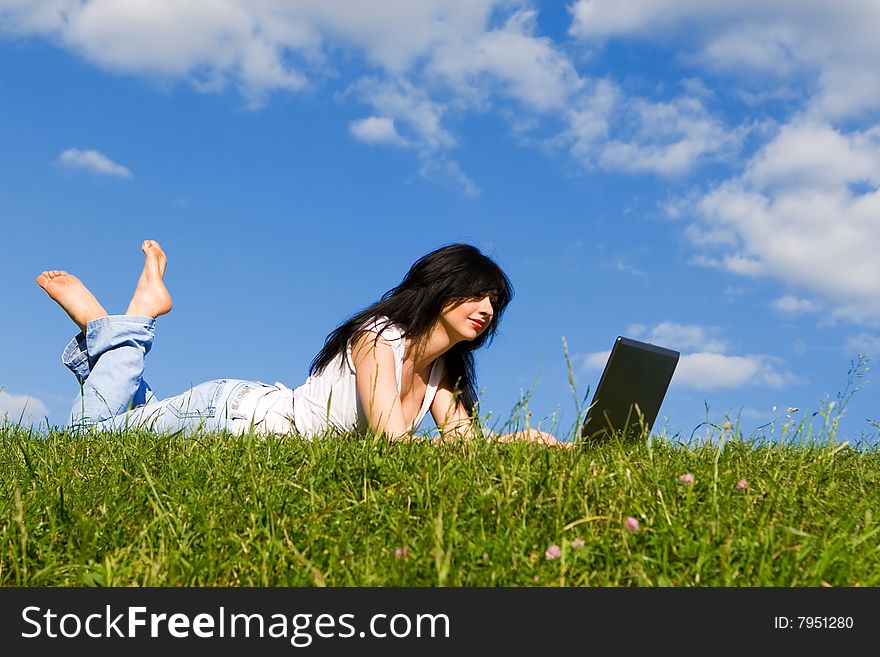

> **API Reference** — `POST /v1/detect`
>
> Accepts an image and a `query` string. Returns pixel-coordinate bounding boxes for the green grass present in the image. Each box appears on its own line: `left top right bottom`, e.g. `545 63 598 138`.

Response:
2 419 879 586
3 354 877 586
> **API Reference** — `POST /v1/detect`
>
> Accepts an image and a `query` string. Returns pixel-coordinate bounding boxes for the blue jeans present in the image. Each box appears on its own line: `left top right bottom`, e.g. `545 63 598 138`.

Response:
63 315 270 433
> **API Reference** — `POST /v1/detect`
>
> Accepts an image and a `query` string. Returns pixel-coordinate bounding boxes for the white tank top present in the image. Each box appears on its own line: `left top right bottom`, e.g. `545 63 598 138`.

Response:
291 317 445 437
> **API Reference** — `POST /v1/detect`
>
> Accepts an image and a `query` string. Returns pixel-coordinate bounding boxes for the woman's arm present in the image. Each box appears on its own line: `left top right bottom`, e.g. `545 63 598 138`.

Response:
350 332 412 440
430 378 570 447
429 383 478 440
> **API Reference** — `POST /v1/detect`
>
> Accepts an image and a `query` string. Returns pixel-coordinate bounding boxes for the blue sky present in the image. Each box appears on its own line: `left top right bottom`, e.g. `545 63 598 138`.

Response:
2 0 878 444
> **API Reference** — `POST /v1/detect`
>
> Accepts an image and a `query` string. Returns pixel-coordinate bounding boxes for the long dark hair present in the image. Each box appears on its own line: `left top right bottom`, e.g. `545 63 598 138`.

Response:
309 243 514 415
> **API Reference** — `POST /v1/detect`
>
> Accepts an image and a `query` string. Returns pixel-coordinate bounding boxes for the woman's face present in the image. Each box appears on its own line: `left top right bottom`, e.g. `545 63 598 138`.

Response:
439 294 495 342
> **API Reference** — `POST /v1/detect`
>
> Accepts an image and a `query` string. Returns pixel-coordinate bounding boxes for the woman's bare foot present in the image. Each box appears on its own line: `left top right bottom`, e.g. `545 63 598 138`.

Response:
125 240 172 319
36 271 108 333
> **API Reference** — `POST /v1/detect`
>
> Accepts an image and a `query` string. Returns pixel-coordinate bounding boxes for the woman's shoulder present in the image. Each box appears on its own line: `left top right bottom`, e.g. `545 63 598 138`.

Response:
346 316 405 371
358 315 405 343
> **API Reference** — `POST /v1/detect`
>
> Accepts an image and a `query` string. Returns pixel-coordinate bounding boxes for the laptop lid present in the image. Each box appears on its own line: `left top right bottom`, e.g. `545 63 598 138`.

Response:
581 336 680 443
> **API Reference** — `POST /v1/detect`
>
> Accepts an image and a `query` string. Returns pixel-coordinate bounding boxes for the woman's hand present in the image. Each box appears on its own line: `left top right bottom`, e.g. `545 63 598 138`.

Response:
495 428 573 448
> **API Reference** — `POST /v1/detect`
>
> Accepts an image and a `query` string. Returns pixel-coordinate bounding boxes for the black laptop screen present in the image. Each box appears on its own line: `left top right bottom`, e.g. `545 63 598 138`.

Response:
581 336 680 442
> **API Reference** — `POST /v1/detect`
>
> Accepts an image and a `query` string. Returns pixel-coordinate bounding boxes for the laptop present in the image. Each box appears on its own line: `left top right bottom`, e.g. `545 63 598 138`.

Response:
580 336 680 443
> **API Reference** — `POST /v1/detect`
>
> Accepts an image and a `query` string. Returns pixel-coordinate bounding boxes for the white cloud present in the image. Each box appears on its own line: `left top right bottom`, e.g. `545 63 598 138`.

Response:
583 350 611 370
0 0 76 33
10 0 879 210
348 77 481 196
561 77 618 159
349 116 407 146
642 322 729 354
772 295 818 316
0 1 517 106
568 0 880 120
427 8 583 113
350 77 454 151
601 257 646 278
582 321 799 390
688 254 765 277
744 121 880 191
626 323 647 337
344 78 479 197
674 352 798 389
1 0 740 194
0 390 49 424
845 334 880 357
740 406 771 421
419 157 481 199
689 119 880 323
680 77 715 99
598 96 741 176
58 148 132 178
683 223 739 247
299 0 499 73
560 78 740 176
694 25 802 78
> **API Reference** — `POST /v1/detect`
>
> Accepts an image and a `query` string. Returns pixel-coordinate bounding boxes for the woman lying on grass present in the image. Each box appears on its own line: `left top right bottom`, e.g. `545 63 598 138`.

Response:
37 240 566 446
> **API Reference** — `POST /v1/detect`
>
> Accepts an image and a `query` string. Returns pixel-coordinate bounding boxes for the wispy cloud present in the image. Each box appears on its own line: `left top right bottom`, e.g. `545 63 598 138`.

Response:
582 321 801 390
845 333 880 357
560 79 740 177
601 257 647 278
566 0 880 325
426 7 583 112
673 352 800 390
772 295 819 316
58 148 132 178
5 0 880 262
2 1 738 196
634 322 730 354
568 0 880 120
0 390 49 424
597 96 743 176
349 116 408 146
687 119 880 324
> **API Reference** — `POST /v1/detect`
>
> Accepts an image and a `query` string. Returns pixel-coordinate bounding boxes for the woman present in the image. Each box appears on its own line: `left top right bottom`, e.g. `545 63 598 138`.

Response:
37 240 564 445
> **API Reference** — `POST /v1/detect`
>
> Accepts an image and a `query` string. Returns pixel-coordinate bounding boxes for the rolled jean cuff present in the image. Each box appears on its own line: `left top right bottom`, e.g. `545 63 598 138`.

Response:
62 332 90 384
85 315 156 361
